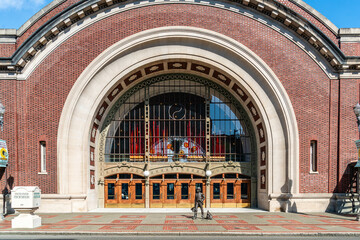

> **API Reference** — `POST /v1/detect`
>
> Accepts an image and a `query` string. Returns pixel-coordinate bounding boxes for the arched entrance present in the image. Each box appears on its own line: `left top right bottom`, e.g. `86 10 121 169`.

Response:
100 73 256 208
57 27 298 212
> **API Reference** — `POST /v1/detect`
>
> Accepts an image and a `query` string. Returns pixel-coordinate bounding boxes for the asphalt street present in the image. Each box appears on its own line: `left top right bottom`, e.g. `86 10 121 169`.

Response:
1 235 360 240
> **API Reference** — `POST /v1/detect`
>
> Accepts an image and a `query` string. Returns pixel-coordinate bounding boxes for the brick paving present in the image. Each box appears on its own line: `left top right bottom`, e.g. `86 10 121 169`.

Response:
0 212 359 235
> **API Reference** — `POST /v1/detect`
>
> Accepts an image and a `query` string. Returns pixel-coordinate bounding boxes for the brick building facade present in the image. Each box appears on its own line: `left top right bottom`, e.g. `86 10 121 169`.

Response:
0 0 359 212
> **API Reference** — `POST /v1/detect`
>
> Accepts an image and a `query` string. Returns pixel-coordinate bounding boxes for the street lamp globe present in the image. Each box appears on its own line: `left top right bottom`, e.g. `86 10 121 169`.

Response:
143 170 150 177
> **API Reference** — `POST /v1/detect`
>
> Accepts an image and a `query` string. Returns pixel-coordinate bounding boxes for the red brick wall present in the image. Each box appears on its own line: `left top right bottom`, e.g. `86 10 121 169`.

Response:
341 42 360 57
0 3 355 194
0 44 15 58
328 79 339 192
338 79 359 192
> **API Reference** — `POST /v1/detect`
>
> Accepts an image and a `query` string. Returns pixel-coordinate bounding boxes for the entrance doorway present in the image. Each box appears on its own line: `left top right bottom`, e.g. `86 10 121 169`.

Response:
150 174 205 208
104 172 251 208
101 74 257 209
210 173 251 208
104 173 145 208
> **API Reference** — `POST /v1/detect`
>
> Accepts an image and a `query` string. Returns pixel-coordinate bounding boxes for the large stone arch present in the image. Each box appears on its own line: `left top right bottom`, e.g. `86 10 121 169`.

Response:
96 72 259 208
57 26 298 211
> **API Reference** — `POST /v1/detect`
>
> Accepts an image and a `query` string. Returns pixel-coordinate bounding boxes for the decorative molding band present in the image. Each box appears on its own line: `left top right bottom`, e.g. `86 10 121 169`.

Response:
0 0 359 75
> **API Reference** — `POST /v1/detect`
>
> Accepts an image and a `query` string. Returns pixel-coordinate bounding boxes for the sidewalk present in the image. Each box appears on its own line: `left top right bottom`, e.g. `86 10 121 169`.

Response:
0 210 359 236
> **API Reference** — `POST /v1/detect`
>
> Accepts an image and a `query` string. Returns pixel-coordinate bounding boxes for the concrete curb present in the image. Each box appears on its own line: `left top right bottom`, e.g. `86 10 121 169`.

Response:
0 231 359 236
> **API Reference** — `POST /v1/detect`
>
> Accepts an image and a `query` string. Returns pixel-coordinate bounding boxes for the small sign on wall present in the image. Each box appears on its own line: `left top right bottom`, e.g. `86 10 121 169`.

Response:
0 139 8 167
355 140 360 159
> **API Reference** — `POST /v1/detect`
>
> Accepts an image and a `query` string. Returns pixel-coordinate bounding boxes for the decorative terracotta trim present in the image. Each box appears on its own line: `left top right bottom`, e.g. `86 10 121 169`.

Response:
3 0 357 73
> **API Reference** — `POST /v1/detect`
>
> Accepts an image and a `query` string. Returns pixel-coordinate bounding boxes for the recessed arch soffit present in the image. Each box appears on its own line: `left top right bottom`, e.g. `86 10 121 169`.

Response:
98 63 257 133
90 60 266 166
91 58 266 133
2 0 359 77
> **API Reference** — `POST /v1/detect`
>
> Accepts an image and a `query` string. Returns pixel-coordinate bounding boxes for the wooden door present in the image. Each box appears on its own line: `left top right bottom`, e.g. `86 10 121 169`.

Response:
177 180 191 208
150 180 163 208
238 179 251 207
150 179 202 208
210 180 223 207
163 180 177 207
104 180 118 208
210 179 251 208
223 180 237 207
118 180 131 208
130 180 145 208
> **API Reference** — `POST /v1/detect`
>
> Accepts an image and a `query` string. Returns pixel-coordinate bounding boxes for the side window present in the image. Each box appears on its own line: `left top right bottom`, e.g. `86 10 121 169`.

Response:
310 140 317 173
40 141 46 173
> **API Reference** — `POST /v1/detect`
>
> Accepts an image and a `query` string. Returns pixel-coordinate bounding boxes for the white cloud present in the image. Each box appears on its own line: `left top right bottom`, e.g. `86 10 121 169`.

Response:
0 0 46 10
0 0 24 9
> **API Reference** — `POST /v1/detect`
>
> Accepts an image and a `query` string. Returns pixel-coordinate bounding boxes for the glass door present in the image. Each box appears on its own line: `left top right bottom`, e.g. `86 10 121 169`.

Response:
239 180 251 207
118 180 131 207
210 180 223 207
177 180 191 208
223 181 237 207
150 180 163 208
104 180 118 208
104 174 145 208
130 180 145 207
163 180 177 207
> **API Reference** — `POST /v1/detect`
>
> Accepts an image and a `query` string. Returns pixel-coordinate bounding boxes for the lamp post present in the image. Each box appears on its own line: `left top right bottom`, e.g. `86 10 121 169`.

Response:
353 103 360 221
143 170 150 208
0 101 6 220
0 101 5 132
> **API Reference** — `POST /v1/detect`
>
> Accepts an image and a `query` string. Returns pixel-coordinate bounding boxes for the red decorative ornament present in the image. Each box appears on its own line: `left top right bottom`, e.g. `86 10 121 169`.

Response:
191 146 197 152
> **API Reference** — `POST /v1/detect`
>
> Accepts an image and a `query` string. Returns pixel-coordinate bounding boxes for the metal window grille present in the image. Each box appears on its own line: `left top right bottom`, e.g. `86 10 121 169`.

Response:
105 79 252 162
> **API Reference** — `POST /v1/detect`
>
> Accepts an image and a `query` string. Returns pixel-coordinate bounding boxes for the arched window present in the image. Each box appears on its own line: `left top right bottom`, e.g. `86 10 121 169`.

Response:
105 78 252 162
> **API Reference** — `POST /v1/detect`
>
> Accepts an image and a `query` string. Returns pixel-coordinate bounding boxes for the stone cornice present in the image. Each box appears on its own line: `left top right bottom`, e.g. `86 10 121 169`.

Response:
17 0 67 37
0 0 359 75
339 28 360 43
289 0 338 35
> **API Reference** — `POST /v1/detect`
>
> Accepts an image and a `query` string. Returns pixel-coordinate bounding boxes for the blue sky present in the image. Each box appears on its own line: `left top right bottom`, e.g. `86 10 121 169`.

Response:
0 0 359 29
